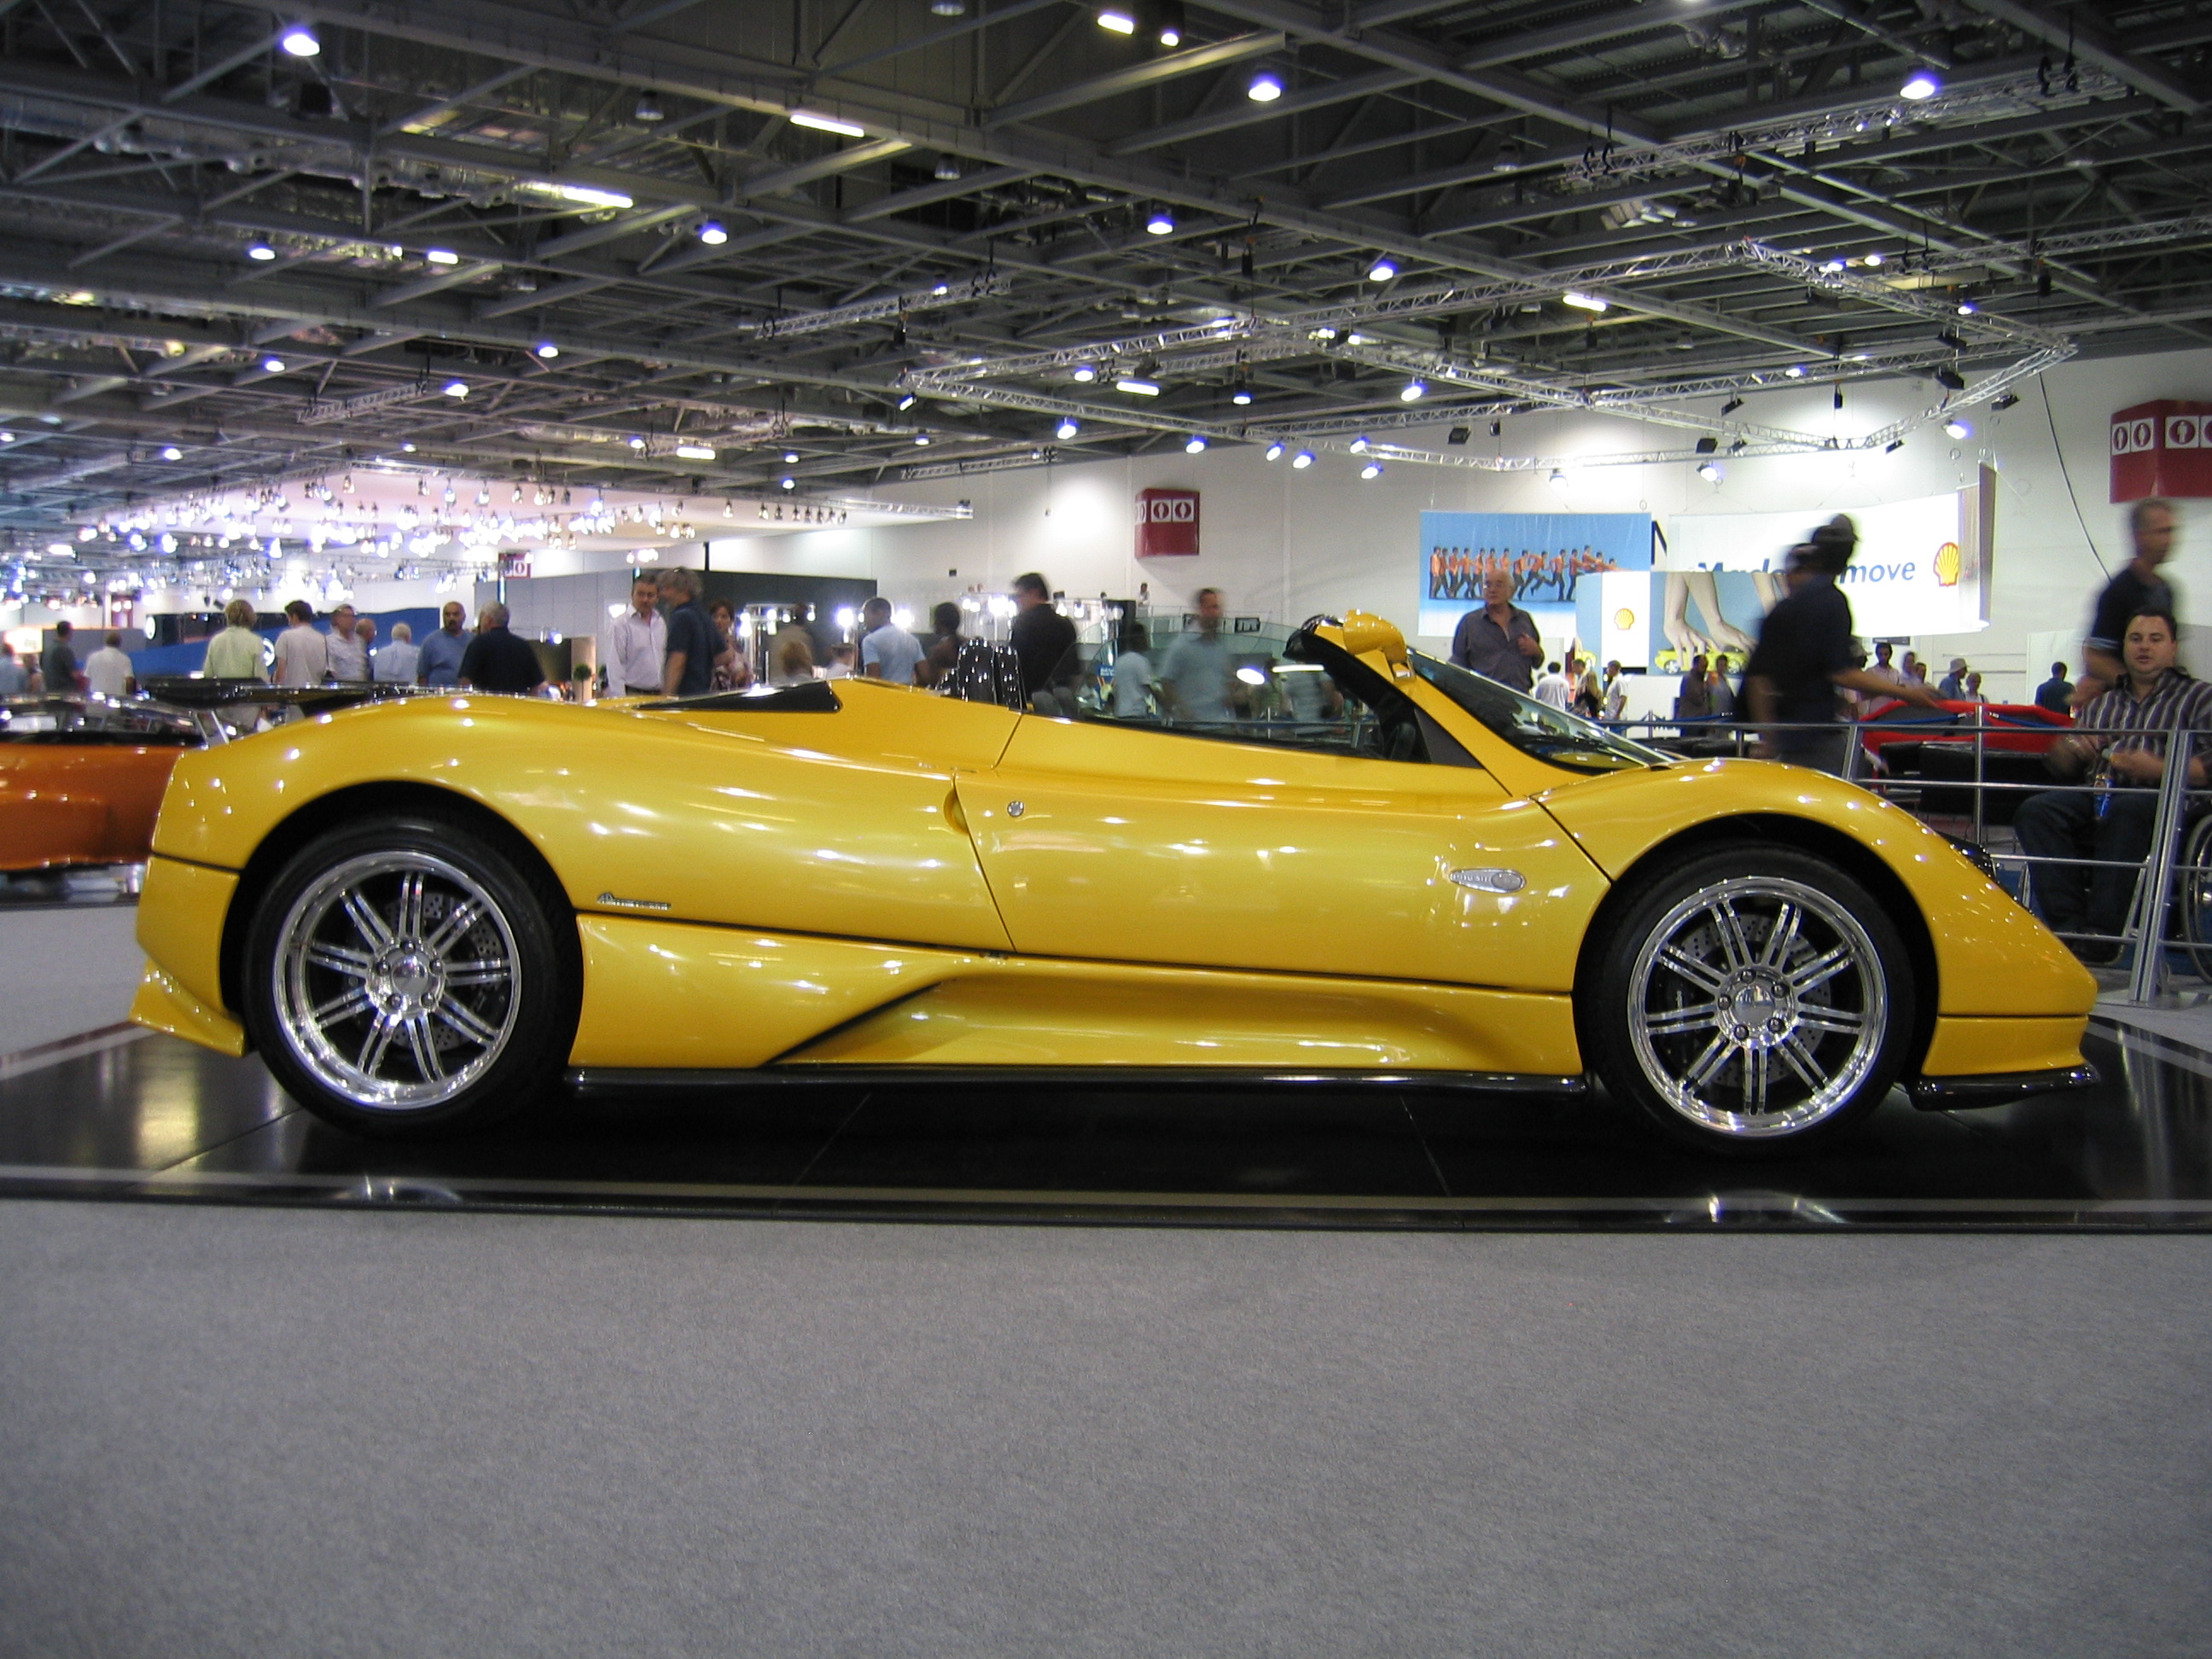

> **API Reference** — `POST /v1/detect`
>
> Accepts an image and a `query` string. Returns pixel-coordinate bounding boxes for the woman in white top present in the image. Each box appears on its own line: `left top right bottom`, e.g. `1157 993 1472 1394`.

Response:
1111 622 1154 718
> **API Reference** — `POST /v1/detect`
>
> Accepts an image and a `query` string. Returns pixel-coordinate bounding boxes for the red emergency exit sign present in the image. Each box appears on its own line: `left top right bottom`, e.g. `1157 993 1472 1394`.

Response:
1136 487 1200 557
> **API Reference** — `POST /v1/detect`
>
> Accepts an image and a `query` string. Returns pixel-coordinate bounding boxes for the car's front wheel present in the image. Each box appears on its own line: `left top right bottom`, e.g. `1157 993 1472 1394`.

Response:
242 813 575 1137
1585 847 1915 1154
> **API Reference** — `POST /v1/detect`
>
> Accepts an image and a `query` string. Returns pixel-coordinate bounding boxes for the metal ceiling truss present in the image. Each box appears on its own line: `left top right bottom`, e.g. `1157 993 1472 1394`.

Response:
0 0 2198 541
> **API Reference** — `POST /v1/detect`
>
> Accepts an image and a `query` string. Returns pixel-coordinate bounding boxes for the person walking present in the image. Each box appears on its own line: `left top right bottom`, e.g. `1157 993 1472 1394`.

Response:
1675 652 1712 719
859 596 924 686
1110 619 1154 717
457 602 546 695
1744 515 1937 772
1009 572 1077 707
417 600 469 688
918 602 964 689
2078 498 2179 707
202 599 267 680
2016 608 2212 960
84 630 132 699
1160 587 1238 723
1708 653 1737 719
1602 659 1627 720
373 622 419 684
323 604 368 682
272 601 329 686
602 573 666 696
40 620 80 695
0 641 25 696
656 568 716 698
2035 661 2075 713
1450 570 1541 694
1533 659 1573 711
1937 658 1969 700
1867 640 1906 687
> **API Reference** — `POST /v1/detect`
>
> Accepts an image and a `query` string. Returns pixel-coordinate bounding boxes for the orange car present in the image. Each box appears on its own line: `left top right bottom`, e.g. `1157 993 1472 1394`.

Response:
0 696 207 872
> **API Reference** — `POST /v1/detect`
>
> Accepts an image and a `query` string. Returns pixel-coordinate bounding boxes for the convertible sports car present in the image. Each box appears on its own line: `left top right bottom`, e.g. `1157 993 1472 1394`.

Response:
129 612 2098 1153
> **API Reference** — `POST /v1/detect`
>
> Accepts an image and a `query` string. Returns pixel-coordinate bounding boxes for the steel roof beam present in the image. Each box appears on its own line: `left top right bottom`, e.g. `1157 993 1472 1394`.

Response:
1960 1 2201 114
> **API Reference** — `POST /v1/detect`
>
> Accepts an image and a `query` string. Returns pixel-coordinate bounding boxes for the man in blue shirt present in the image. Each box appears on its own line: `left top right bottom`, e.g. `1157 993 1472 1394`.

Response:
658 568 716 698
859 596 924 686
417 601 469 687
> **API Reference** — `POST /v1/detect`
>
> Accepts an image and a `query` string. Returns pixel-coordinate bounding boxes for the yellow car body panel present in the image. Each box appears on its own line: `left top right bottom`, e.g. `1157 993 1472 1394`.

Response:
1918 1015 2087 1079
958 715 1607 990
570 913 1580 1074
149 687 1020 952
130 963 247 1057
1536 758 2098 1021
136 853 236 1013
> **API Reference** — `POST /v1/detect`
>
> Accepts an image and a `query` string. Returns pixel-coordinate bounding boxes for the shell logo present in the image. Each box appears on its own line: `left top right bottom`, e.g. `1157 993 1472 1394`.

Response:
1933 540 1961 588
1613 607 1637 631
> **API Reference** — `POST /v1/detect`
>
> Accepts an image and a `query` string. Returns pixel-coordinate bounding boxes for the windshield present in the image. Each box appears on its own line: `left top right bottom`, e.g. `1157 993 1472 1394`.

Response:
1407 651 1672 775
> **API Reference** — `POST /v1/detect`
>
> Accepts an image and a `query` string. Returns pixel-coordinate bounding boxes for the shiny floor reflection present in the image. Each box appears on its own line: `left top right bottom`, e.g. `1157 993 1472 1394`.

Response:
3 1022 2209 1226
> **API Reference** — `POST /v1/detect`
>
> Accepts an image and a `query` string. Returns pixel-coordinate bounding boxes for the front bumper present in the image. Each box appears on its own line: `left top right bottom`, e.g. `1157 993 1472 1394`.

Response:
1908 1064 2100 1111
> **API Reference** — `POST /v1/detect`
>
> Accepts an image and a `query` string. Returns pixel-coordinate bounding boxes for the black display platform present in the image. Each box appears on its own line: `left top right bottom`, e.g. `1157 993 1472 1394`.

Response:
2 1018 2208 1228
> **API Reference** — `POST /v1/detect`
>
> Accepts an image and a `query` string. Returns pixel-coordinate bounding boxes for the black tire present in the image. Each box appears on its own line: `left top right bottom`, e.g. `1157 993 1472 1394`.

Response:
242 812 578 1138
1582 845 1916 1155
2174 814 2212 982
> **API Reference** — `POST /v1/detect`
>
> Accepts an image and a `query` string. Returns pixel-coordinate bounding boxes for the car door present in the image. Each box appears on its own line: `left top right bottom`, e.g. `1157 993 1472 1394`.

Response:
956 647 1606 993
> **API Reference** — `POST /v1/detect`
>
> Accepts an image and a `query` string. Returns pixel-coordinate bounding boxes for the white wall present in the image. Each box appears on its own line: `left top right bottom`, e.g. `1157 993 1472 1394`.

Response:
830 345 2212 704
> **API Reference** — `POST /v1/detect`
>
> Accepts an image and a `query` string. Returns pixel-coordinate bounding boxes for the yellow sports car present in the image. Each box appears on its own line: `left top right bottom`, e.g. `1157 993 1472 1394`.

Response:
129 612 2097 1152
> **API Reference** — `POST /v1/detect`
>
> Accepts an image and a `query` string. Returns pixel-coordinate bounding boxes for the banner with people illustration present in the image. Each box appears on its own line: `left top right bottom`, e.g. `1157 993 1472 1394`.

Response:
1417 511 1654 641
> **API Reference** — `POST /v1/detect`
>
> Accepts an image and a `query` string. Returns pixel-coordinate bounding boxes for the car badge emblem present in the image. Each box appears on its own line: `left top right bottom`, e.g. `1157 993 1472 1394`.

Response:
1449 867 1525 893
597 892 672 912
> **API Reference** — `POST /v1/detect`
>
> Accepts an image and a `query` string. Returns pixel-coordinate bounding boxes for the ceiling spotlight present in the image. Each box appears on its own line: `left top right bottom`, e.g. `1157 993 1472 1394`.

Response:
913 434 931 445
1366 257 1398 282
1694 436 1718 454
1264 441 1285 461
1447 426 1470 445
778 474 796 490
1548 468 1568 492
782 451 799 464
1821 259 1846 274
278 24 320 56
260 355 286 374
696 219 728 245
1697 461 1721 483
1561 291 1608 312
1885 439 1906 453
1115 376 1161 396
789 110 866 137
1289 449 1315 469
934 154 961 182
1230 382 1253 405
1399 377 1427 402
896 392 917 410
1992 392 2021 411
1057 417 1080 439
674 444 717 461
160 445 182 461
1185 434 1208 453
1071 363 1097 382
626 434 647 449
1720 396 1744 416
1944 417 1971 440
1359 460 1383 480
634 91 664 122
1348 434 1370 453
1096 6 1136 33
1957 300 1978 316
246 242 276 261
442 379 469 398
1145 208 1176 236
1935 365 1966 391
534 341 559 358
1247 71 1284 102
425 248 459 265
1864 251 1884 268
1155 0 1184 44
930 0 968 13
1900 67 1941 101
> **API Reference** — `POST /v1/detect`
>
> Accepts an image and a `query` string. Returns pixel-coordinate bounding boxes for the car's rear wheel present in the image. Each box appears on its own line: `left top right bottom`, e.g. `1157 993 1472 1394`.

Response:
243 813 575 1137
1585 847 1914 1154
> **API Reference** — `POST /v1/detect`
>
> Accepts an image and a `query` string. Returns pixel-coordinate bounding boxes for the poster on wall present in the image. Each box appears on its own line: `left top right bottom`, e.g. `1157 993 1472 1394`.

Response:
1417 511 1653 640
1658 475 1991 666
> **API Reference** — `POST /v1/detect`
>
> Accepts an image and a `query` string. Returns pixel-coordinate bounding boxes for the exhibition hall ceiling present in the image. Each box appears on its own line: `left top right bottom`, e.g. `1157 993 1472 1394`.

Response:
0 0 2207 556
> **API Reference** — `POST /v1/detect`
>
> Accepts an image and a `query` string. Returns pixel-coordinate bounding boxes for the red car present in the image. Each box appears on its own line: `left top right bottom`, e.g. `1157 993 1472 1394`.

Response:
1857 698 2072 763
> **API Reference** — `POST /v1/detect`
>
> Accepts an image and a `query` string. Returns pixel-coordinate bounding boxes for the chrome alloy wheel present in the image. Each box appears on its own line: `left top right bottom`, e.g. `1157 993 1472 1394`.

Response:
272 850 521 1112
1627 876 1887 1139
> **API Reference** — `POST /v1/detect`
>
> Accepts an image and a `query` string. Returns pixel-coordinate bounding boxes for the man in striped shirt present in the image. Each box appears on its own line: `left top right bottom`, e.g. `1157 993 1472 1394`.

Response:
2016 608 2212 960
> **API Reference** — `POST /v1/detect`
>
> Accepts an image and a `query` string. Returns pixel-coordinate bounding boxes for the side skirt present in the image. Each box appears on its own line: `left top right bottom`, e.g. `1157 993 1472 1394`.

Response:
568 1065 1591 1098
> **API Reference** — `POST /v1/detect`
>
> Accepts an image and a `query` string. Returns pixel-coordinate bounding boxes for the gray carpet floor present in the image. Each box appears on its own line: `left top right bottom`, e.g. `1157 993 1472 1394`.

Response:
2 1201 2207 1657
0 905 143 1053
